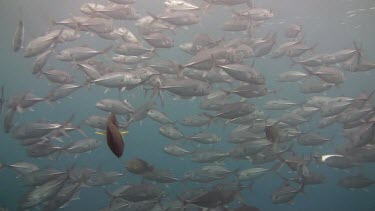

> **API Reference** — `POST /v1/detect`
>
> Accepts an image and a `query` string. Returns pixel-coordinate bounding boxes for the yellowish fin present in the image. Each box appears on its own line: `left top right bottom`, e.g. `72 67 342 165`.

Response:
95 131 106 135
95 131 128 135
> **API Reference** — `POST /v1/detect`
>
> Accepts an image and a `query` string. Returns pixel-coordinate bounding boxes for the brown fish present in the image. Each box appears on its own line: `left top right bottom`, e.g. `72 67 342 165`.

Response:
106 112 125 158
126 158 154 175
265 124 280 143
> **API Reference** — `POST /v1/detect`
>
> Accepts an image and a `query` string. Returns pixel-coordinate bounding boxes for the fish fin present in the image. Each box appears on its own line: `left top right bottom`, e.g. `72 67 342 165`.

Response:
95 131 106 135
146 11 159 24
235 192 247 204
16 105 24 113
120 131 128 135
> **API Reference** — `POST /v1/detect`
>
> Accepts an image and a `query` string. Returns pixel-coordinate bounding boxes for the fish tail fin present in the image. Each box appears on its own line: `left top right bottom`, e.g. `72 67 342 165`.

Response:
271 161 284 172
157 89 165 107
289 57 298 67
309 42 319 54
101 45 113 54
81 78 93 90
276 154 288 167
301 67 316 82
200 2 211 14
298 180 305 194
101 187 115 199
233 167 241 178
151 47 159 57
177 64 184 79
176 194 187 211
220 88 232 100
55 27 66 44
353 40 363 57
42 96 52 106
202 112 214 127
49 18 57 28
223 118 232 126
277 171 292 182
0 85 4 100
75 123 88 137
146 11 159 24
247 0 254 7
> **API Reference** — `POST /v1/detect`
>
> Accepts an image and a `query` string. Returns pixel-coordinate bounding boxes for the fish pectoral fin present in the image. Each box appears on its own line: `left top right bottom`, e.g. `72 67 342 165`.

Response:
95 131 129 136
96 131 128 135
120 131 128 135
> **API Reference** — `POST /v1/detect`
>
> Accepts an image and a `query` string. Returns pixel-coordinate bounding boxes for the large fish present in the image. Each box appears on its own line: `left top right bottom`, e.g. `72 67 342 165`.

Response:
106 112 125 158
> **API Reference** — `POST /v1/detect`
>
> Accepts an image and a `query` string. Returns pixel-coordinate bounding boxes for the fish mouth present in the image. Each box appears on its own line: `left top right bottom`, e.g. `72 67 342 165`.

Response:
95 102 105 108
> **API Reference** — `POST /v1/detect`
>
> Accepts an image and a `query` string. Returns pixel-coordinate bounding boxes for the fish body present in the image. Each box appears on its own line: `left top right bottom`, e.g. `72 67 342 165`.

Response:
0 86 4 114
33 50 53 75
12 19 24 52
164 0 200 11
219 64 265 85
65 139 102 154
56 46 112 61
106 113 125 158
272 183 304 204
126 158 154 175
24 29 62 57
159 125 184 140
45 84 81 102
92 72 142 88
143 32 174 48
163 144 194 157
96 99 134 115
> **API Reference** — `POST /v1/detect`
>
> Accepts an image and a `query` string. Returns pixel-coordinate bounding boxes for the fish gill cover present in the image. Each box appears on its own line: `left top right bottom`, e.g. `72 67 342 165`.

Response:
0 0 375 210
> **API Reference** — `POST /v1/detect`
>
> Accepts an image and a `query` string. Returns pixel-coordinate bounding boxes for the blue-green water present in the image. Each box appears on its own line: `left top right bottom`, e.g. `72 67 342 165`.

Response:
0 0 375 210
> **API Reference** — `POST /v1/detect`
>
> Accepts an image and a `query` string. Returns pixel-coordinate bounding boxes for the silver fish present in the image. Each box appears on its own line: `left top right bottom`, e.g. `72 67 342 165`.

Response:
65 139 102 154
96 99 134 114
56 46 112 61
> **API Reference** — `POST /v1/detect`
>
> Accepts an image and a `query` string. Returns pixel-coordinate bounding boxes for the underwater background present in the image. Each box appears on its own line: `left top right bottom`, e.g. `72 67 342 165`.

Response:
0 0 375 210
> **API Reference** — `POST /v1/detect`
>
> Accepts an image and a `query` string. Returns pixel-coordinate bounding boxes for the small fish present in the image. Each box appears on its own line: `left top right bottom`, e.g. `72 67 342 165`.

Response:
272 182 304 204
0 85 4 114
147 109 174 124
264 124 280 143
23 29 63 57
65 139 102 154
143 32 174 48
163 144 195 157
44 84 81 103
56 46 112 62
126 158 154 175
285 24 302 38
108 0 136 4
164 0 200 11
12 11 24 52
106 113 125 158
337 175 375 189
32 50 53 76
3 108 15 133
